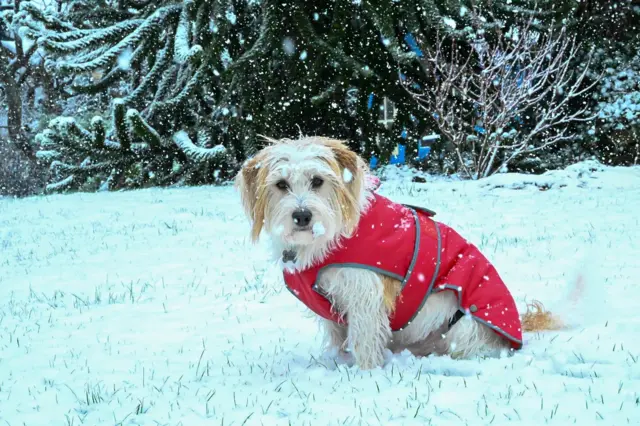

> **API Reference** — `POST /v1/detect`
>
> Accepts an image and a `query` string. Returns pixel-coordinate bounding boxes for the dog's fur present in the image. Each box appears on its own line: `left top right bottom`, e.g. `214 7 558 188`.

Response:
236 136 563 369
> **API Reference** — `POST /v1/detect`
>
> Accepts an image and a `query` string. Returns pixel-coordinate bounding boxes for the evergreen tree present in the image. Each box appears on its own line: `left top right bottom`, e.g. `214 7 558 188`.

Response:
26 0 422 192
578 1 640 165
22 0 635 193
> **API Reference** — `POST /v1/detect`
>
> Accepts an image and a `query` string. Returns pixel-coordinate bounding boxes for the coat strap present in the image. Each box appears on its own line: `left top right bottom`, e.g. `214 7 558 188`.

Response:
447 310 465 330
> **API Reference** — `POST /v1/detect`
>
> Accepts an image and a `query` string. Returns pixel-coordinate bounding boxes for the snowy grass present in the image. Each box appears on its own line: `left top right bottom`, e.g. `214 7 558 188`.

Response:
1 162 640 425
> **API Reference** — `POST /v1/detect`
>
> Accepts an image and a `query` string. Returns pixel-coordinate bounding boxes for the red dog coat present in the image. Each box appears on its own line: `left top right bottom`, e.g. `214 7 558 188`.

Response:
283 190 523 349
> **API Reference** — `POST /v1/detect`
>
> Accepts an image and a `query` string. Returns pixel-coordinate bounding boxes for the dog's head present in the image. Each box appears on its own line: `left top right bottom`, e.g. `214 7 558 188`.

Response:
235 136 369 254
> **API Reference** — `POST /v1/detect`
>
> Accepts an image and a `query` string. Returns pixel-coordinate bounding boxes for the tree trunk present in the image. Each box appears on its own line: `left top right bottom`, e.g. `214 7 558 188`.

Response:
4 79 32 159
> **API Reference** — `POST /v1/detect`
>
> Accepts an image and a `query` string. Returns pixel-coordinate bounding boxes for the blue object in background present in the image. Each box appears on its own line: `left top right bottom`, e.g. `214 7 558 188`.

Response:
418 134 439 160
404 33 424 58
474 125 486 134
389 144 406 165
417 146 431 159
370 133 440 169
367 93 374 110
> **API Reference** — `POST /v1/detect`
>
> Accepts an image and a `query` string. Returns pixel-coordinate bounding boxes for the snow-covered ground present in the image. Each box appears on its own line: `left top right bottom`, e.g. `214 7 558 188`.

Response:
1 161 639 425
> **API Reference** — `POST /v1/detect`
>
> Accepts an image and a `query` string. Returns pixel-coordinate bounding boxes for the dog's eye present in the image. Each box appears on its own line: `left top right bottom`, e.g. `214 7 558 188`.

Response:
275 180 289 191
310 177 324 189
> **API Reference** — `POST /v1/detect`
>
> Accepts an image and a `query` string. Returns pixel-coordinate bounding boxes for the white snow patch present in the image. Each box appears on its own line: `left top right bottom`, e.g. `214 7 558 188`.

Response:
443 17 457 29
225 10 237 25
117 47 133 70
343 168 353 183
312 222 326 237
0 161 639 424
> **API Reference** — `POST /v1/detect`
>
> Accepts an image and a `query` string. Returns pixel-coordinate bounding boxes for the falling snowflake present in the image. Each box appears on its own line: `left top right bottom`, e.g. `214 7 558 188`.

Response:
282 37 296 55
343 168 353 183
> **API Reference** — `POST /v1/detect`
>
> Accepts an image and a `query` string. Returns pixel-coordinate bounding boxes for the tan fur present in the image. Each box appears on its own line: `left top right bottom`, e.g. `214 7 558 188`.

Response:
320 139 364 236
521 300 565 331
381 275 402 313
234 151 269 242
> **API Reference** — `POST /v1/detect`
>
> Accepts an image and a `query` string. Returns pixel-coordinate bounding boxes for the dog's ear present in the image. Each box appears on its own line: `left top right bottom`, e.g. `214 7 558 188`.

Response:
235 151 269 242
321 138 366 235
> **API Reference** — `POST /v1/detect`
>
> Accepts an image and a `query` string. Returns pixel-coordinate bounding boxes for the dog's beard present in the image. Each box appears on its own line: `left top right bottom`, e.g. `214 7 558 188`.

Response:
268 189 337 236
266 191 346 269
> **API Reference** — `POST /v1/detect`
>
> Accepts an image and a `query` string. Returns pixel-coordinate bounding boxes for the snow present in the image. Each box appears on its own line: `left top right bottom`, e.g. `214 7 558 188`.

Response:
443 17 457 29
225 10 237 25
312 222 326 237
117 47 133 70
1 161 640 425
282 37 296 55
172 130 226 162
343 168 353 183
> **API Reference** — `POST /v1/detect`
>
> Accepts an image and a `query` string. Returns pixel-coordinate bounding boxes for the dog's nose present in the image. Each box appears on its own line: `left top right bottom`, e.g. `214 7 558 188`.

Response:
292 209 312 227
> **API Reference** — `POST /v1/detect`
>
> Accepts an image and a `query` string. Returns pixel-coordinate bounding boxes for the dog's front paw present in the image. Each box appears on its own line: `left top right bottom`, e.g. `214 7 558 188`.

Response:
320 346 355 367
353 348 385 370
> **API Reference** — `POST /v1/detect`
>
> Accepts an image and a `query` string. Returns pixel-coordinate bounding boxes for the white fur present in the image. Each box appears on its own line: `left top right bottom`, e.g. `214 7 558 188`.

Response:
317 267 392 369
237 137 510 370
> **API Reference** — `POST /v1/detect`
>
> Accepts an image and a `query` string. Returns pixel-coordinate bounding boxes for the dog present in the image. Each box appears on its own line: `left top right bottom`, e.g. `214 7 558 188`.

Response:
235 136 563 370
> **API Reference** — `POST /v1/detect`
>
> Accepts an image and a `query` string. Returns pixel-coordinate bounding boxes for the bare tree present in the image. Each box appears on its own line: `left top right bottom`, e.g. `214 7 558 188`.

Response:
402 14 600 179
0 0 54 158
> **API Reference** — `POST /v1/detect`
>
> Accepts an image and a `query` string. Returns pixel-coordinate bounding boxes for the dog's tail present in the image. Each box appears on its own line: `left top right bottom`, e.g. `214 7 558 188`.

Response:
521 260 596 332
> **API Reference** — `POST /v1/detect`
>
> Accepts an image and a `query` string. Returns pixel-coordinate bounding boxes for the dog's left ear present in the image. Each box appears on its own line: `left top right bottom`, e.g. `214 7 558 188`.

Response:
323 139 366 235
235 151 269 242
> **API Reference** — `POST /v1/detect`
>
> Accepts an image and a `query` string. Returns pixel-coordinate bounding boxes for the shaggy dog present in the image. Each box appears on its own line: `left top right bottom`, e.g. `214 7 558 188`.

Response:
235 136 563 370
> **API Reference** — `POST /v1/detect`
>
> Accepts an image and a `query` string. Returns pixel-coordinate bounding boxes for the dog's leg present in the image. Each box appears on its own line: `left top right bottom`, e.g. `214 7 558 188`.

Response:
320 318 348 352
319 269 392 370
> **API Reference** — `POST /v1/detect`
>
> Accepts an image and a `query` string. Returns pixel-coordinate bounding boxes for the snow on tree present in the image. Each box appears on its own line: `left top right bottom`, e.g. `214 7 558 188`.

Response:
581 2 640 166
0 0 59 196
1 0 45 157
12 0 638 193
24 0 461 192
399 9 600 178
593 48 639 165
19 0 237 192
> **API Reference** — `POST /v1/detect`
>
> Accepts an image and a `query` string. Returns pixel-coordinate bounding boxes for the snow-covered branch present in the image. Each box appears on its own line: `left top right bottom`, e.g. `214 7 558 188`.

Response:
173 130 227 163
402 13 601 178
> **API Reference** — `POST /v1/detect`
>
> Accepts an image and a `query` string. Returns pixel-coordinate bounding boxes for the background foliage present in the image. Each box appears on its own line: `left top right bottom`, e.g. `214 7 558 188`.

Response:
1 0 638 195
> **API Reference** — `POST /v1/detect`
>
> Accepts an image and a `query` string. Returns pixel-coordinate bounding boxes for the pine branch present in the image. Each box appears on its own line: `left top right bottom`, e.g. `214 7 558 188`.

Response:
45 174 75 193
126 109 163 153
154 62 206 111
174 0 202 64
112 99 131 151
122 30 174 109
91 116 106 149
173 130 227 162
53 5 180 74
38 19 144 53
